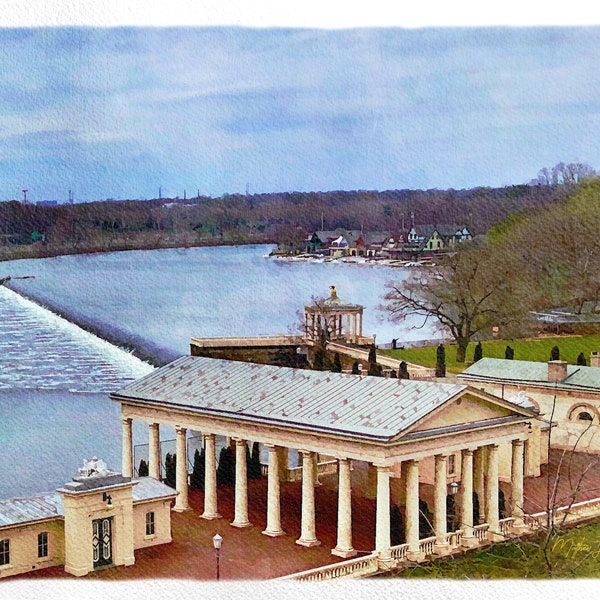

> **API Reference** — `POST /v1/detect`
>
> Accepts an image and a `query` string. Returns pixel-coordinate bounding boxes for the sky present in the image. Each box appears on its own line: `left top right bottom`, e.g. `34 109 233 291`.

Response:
1 4 600 204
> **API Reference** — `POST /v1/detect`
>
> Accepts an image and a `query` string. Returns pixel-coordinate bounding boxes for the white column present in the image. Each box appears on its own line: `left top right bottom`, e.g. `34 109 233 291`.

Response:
460 449 477 547
359 312 363 337
511 439 525 526
375 465 391 563
263 445 284 536
485 444 500 538
405 460 420 559
296 450 320 547
353 314 358 342
148 423 161 480
332 458 356 558
231 439 251 528
433 454 449 553
473 446 485 524
122 417 133 478
201 433 221 520
173 426 190 511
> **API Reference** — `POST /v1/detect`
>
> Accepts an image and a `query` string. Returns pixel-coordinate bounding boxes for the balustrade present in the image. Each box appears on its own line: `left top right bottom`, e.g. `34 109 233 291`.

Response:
390 543 409 562
499 517 515 536
446 530 463 548
276 553 379 581
473 523 489 542
418 536 437 556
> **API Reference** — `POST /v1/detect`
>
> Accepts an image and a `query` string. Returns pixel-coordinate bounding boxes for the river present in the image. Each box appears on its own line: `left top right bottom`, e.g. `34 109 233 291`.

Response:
0 244 440 496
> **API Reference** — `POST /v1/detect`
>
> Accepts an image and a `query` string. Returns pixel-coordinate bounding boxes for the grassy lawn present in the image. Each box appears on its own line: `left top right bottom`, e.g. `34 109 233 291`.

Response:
381 334 600 374
389 520 600 579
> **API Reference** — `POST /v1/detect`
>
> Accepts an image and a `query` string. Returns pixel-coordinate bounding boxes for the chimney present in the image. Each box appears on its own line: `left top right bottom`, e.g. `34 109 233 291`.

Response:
548 360 568 383
591 352 600 368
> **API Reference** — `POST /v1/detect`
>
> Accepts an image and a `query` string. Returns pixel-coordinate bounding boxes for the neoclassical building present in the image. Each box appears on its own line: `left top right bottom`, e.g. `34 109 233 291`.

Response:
460 356 600 454
111 354 544 566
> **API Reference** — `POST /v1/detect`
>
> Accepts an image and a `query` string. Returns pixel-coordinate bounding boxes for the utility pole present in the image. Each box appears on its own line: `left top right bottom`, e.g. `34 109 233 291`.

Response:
159 186 162 200
22 189 28 204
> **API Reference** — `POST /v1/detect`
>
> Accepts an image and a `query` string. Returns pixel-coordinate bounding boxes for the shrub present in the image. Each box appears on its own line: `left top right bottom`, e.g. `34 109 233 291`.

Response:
436 344 446 377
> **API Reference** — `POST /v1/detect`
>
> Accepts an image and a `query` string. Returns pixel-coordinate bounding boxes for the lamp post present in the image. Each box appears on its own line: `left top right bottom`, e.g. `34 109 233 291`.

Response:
212 533 222 581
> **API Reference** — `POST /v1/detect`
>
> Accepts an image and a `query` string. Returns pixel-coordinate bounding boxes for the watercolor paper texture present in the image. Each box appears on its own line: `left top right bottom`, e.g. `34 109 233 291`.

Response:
2 2 600 598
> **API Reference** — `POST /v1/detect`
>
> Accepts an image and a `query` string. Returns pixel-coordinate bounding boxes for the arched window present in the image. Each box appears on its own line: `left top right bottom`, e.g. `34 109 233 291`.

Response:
568 404 598 423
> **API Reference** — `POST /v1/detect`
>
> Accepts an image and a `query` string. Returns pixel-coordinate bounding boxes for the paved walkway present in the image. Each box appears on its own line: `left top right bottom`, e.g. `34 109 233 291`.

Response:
13 450 600 582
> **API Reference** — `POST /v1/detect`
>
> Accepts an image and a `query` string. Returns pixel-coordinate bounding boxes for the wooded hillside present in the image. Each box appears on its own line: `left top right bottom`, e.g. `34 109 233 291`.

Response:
0 184 572 261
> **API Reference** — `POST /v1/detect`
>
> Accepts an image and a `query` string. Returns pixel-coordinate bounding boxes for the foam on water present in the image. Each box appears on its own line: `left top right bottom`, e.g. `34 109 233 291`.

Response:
0 286 154 392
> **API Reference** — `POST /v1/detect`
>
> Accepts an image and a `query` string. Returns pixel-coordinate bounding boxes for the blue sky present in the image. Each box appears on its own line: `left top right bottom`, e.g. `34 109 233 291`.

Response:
2 24 600 202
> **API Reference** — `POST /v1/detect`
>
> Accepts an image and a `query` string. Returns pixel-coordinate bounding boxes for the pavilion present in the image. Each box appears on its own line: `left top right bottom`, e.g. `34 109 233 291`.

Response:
111 354 544 570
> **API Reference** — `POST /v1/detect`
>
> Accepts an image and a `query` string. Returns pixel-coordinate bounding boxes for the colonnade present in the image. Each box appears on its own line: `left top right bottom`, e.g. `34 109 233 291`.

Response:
121 417 526 561
304 310 364 343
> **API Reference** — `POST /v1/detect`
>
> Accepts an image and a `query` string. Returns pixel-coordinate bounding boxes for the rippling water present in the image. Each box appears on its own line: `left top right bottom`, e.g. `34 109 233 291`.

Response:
0 287 153 392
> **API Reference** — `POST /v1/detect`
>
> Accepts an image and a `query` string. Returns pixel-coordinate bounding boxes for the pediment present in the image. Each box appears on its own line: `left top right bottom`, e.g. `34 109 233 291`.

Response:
406 391 518 436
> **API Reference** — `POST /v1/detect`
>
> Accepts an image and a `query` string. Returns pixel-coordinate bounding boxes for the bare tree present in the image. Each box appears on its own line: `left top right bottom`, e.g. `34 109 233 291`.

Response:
383 241 532 362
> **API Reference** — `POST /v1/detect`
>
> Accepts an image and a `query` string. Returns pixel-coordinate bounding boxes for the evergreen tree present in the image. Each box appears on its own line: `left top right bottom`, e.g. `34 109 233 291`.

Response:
551 345 560 361
190 448 205 490
368 344 383 376
390 504 404 546
435 344 446 377
399 361 410 379
332 352 342 373
473 341 483 362
138 458 149 477
165 452 177 488
313 349 325 371
505 345 515 360
389 369 398 378
351 361 360 375
248 441 262 480
217 446 235 486
577 352 587 366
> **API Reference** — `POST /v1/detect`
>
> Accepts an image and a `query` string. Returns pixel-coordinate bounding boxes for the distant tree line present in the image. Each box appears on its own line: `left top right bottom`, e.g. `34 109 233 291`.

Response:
0 181 572 262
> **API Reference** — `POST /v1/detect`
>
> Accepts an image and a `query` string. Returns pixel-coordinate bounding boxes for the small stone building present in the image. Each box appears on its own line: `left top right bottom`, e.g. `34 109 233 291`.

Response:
0 458 176 579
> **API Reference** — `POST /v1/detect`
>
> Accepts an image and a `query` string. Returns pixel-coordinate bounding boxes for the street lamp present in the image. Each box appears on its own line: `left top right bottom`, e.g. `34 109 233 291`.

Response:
212 533 222 581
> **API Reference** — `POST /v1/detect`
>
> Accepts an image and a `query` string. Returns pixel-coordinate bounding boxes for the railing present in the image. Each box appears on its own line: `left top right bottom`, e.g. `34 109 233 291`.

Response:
419 536 436 556
286 460 339 481
473 523 489 542
390 543 409 562
447 530 463 548
499 517 515 536
261 460 339 481
524 497 600 529
275 553 380 581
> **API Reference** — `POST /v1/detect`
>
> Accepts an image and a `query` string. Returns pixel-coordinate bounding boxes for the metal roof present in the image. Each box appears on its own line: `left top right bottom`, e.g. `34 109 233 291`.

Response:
0 479 175 529
0 494 63 529
460 358 600 393
133 477 178 502
113 355 481 442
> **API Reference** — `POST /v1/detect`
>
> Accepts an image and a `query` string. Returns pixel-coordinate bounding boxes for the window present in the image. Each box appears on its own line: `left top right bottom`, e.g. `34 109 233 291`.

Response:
145 511 155 536
448 455 456 475
578 411 594 422
0 539 9 566
38 532 48 558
